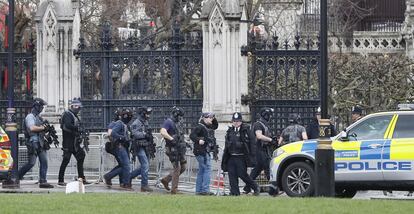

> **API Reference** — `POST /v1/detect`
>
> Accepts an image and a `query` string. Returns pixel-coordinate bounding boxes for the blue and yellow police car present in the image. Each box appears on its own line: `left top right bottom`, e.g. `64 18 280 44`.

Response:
0 126 13 181
269 110 414 198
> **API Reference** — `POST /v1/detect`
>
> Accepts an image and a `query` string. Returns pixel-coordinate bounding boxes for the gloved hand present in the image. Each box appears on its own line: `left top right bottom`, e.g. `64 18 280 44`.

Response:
169 135 179 145
145 132 153 140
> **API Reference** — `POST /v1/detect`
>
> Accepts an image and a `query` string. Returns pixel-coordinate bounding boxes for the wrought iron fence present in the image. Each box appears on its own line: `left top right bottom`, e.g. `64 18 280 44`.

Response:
80 99 202 132
250 99 320 136
76 21 203 132
244 33 321 133
0 37 35 131
0 38 35 100
243 34 321 101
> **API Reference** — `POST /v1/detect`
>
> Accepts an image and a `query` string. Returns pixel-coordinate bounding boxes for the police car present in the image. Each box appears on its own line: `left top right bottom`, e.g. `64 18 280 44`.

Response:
0 126 13 181
269 109 414 197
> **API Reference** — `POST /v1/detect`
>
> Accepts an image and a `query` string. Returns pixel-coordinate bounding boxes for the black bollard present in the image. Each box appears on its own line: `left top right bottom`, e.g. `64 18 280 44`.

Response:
315 119 334 196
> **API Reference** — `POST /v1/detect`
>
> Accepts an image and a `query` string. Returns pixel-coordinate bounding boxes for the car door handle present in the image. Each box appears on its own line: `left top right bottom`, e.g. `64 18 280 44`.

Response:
368 144 382 149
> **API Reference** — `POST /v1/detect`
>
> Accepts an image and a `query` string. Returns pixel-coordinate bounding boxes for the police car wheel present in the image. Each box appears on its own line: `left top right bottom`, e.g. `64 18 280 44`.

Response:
335 188 357 198
281 162 315 197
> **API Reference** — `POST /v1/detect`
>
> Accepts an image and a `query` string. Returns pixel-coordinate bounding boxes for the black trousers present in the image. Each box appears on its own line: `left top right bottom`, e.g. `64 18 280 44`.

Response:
227 155 258 196
244 151 270 192
58 149 86 182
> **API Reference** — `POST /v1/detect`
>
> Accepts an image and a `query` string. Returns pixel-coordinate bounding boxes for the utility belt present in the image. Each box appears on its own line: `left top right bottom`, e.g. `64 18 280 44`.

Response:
230 153 245 156
133 139 150 147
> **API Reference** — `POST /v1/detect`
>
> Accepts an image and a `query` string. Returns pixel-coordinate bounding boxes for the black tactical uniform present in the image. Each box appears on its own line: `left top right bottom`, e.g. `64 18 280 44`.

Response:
244 107 275 194
160 107 187 194
58 98 90 186
221 112 260 196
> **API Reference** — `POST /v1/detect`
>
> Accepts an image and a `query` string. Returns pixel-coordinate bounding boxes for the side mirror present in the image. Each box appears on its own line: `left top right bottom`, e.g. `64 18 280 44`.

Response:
339 131 348 141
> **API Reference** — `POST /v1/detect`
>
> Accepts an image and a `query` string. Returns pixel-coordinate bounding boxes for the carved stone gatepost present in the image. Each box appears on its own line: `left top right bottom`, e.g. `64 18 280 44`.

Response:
403 0 414 59
35 0 81 115
201 0 249 129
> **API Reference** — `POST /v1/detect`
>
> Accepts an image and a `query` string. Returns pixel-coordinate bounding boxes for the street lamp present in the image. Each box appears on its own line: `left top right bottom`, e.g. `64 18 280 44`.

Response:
3 0 19 189
315 0 334 197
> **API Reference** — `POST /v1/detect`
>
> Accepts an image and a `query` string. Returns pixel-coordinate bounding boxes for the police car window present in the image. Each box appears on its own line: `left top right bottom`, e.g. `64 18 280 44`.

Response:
348 115 393 141
393 115 414 138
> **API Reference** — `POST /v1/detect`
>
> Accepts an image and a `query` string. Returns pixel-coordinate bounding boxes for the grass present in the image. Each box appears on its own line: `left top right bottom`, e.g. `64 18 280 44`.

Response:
0 193 413 214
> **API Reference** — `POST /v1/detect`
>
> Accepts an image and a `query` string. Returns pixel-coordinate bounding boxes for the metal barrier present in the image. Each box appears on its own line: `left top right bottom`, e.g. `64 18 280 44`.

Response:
18 132 233 195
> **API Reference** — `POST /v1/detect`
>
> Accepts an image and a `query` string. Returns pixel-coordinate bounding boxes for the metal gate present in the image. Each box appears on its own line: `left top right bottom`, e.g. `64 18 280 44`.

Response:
243 34 321 134
75 22 203 132
0 38 35 130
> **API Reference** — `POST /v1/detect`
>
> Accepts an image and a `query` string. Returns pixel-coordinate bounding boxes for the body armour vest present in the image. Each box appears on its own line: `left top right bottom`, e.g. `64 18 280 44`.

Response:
227 128 246 155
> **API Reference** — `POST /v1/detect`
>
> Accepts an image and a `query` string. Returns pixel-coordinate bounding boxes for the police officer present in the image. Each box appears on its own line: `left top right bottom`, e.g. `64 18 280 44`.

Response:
103 109 123 186
190 112 218 195
351 106 363 123
18 98 54 188
58 98 91 186
278 113 308 146
244 107 276 194
159 106 187 194
221 112 260 196
306 107 337 139
130 106 155 192
104 108 133 190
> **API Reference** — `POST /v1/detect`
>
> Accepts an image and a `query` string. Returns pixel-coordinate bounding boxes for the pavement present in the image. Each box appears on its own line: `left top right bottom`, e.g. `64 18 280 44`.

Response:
1 180 414 200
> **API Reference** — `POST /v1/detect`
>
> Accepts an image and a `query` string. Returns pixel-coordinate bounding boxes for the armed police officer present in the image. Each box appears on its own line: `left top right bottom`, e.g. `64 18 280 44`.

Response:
130 106 156 192
190 112 218 195
160 106 187 194
278 113 308 146
58 98 91 186
18 98 54 188
104 108 133 190
306 107 337 139
221 112 260 196
103 109 123 186
244 107 276 194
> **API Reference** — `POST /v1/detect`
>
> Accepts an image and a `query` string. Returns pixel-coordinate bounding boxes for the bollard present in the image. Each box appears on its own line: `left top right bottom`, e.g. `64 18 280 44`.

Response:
3 108 20 189
315 119 334 197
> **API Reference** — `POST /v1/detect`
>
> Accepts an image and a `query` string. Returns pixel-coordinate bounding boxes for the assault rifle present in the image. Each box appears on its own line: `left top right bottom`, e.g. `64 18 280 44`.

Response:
77 124 90 153
43 120 60 149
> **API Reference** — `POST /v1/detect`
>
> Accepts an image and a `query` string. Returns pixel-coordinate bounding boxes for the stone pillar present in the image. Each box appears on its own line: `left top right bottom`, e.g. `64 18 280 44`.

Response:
201 0 249 127
35 0 81 114
403 0 414 59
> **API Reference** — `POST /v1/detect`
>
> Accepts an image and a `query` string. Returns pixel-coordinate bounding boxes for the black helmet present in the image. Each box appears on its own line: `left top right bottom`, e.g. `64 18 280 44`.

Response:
32 98 47 107
260 107 274 121
288 113 300 124
113 108 121 121
138 106 153 116
120 108 133 124
171 106 184 117
32 98 47 115
171 106 184 122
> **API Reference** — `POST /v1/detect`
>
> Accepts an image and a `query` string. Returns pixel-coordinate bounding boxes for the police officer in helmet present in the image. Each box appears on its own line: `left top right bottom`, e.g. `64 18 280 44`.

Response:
18 98 54 188
58 98 91 186
160 106 187 194
105 108 133 190
244 107 276 194
221 112 260 196
278 113 308 146
103 108 123 186
130 106 155 192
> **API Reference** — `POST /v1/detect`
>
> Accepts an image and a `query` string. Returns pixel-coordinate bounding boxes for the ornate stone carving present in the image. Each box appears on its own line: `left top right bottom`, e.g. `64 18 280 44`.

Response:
44 6 57 50
210 7 224 48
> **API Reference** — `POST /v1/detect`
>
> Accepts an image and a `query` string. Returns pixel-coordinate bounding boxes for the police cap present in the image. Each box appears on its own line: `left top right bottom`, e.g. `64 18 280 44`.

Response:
232 112 242 122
